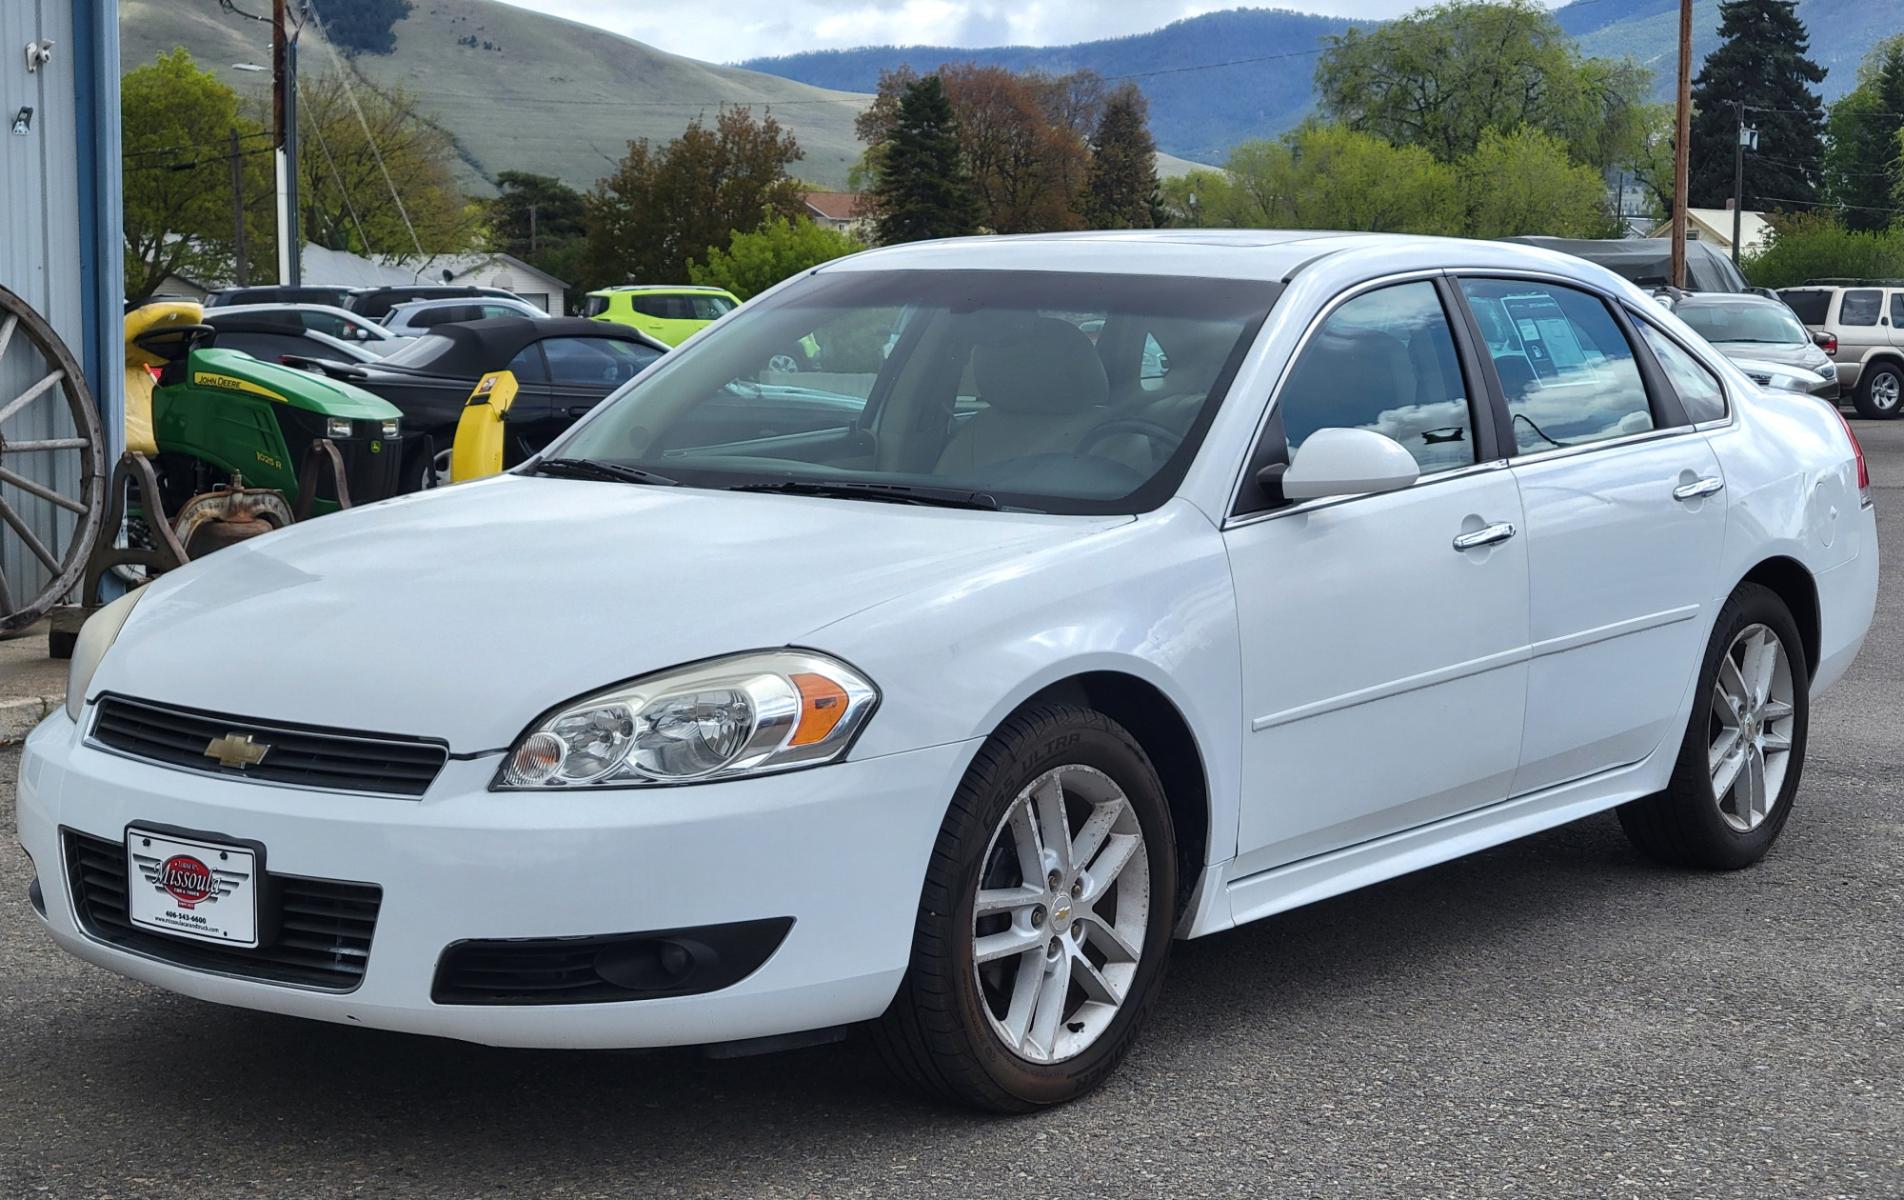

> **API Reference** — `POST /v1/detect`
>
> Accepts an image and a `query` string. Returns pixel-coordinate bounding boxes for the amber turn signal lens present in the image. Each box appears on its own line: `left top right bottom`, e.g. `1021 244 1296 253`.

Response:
789 672 850 747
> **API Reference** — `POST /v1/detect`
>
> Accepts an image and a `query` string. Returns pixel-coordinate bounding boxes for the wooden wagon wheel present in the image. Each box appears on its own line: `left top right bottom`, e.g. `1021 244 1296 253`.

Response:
0 285 107 634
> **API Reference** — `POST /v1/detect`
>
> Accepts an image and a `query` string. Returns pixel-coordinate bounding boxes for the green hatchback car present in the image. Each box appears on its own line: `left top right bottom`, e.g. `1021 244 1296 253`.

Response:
583 285 741 347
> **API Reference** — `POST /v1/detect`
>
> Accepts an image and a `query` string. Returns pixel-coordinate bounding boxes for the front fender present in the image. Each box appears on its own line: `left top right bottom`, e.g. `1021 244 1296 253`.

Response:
815 498 1244 866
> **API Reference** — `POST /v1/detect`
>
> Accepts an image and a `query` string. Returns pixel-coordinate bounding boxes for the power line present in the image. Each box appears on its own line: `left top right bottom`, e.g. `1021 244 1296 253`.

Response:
124 130 273 161
1107 46 1328 82
125 145 275 173
1758 195 1904 217
297 67 373 254
303 0 427 261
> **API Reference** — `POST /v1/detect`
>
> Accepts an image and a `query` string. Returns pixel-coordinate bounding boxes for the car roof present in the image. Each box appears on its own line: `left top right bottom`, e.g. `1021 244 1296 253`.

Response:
388 296 537 313
816 230 1644 293
212 302 376 321
1674 292 1790 309
395 316 666 375
591 284 734 295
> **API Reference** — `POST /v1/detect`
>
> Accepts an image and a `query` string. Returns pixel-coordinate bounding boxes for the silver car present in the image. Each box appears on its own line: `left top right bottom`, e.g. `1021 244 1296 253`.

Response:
1672 293 1840 404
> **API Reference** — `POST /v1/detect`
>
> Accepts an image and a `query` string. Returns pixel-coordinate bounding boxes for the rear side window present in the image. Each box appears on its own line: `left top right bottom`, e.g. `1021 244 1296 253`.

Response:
1891 294 1904 327
1276 280 1476 474
583 295 611 318
1840 290 1882 326
1459 278 1654 453
1638 325 1727 423
1778 290 1830 324
543 337 662 386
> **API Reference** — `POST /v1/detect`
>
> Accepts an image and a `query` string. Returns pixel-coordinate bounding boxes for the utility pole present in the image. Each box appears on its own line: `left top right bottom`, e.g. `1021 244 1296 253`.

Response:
272 0 301 286
228 127 249 286
1732 101 1746 267
1670 0 1692 288
529 202 539 256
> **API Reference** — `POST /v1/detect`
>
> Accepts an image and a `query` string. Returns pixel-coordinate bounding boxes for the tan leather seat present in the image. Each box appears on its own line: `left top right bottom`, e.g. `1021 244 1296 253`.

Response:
935 317 1110 475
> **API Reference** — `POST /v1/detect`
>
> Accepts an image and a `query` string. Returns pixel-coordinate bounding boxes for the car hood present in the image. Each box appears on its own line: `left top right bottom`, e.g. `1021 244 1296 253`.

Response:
1713 342 1831 372
95 476 1128 751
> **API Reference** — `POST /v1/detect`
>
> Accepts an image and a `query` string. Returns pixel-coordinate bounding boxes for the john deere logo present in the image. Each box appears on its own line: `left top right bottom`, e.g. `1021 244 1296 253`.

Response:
204 732 270 769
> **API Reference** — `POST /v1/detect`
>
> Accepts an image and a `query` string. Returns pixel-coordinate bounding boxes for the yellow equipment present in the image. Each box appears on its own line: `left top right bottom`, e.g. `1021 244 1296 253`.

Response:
449 370 518 482
123 301 205 455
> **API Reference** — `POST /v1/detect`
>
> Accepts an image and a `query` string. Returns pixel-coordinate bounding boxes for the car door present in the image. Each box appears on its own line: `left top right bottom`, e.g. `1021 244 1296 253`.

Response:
1455 277 1729 796
1223 277 1531 873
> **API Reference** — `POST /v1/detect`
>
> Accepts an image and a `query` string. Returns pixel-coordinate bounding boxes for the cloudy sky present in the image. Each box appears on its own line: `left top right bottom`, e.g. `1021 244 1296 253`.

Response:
495 1 1559 65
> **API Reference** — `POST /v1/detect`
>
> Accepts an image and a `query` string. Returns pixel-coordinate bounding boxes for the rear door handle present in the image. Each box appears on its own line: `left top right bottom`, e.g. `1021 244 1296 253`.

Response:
1452 521 1517 551
1672 476 1725 501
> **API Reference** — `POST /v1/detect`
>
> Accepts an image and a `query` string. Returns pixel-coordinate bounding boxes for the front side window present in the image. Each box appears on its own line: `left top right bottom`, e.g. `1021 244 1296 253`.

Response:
1639 324 1727 423
690 295 736 320
1840 290 1881 326
543 337 663 386
553 269 1278 514
1276 281 1475 475
1460 278 1653 454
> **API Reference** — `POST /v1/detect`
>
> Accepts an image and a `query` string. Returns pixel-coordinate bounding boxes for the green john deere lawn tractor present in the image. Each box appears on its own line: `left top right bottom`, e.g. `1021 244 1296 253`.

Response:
122 303 405 559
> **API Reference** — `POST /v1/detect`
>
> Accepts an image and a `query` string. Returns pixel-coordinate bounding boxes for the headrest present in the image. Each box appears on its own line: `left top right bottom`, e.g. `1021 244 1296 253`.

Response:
973 316 1108 414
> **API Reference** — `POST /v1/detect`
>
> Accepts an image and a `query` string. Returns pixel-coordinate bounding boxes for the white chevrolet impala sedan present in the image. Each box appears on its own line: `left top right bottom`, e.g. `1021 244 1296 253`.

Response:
20 232 1877 1111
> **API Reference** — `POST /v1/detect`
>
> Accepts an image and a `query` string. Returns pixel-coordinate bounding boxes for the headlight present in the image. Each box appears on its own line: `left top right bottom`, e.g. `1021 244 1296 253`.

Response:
495 651 877 789
325 417 353 439
66 587 147 721
381 418 401 438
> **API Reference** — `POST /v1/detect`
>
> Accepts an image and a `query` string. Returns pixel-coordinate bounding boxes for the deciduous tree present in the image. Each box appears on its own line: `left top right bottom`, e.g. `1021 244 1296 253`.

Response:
584 107 807 285
1825 37 1904 231
689 216 862 300
1315 0 1648 170
1461 127 1619 238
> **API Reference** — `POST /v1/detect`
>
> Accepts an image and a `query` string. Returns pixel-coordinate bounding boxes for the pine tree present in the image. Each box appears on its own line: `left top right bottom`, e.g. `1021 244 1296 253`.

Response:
871 76 981 245
1825 37 1904 231
1083 84 1160 230
1687 0 1827 212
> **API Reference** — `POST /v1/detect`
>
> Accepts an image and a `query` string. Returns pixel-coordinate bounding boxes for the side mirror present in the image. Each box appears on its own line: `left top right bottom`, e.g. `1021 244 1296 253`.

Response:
1279 427 1420 502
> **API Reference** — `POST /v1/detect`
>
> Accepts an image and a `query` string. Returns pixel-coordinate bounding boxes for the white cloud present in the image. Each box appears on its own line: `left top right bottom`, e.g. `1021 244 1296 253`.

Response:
489 0 1533 64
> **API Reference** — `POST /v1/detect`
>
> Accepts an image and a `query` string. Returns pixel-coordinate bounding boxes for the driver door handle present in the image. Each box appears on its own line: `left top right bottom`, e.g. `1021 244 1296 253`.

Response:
1452 521 1517 551
1672 476 1725 501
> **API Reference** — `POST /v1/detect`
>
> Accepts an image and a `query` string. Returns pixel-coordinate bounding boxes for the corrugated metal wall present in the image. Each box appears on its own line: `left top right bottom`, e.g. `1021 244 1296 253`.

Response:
1 0 97 613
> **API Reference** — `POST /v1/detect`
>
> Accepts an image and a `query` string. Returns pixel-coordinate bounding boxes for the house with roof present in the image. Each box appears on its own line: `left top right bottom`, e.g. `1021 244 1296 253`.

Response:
1646 207 1773 258
802 192 873 242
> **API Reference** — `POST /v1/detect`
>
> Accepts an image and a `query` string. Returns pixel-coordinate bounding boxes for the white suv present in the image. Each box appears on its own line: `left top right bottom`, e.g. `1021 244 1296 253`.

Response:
1777 283 1904 419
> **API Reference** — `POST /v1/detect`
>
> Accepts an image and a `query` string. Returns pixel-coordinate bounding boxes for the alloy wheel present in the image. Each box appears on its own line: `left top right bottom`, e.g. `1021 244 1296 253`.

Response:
1709 622 1796 833
1872 370 1901 413
971 764 1149 1064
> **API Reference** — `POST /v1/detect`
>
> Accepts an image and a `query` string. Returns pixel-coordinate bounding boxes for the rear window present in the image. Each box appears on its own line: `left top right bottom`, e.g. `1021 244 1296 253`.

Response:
1777 289 1831 325
1840 290 1882 326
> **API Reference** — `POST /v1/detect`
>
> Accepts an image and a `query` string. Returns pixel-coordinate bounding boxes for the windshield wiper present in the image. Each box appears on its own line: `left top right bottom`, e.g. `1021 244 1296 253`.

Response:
529 457 679 486
729 479 1001 511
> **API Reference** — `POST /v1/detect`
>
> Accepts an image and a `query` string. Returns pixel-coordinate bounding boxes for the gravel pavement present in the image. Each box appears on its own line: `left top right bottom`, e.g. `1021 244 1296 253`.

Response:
2 422 1900 1200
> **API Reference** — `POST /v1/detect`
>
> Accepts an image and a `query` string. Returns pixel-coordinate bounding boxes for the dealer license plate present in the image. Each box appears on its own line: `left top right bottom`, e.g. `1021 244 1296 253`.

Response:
125 828 260 948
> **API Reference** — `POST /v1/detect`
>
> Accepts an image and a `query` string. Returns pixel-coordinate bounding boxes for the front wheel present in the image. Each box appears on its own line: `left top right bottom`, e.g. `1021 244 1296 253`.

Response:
872 704 1177 1112
1618 583 1809 869
1855 362 1903 420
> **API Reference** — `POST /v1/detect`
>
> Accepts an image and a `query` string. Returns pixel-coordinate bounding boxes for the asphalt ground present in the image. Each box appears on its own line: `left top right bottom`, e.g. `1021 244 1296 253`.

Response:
3 421 1901 1199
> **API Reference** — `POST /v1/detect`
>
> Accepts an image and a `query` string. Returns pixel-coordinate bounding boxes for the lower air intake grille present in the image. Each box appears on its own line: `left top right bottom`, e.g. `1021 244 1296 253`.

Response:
432 918 793 1006
64 829 381 992
90 695 447 797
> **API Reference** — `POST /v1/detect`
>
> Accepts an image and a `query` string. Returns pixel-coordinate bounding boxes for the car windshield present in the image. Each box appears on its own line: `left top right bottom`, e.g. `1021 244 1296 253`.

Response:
551 269 1279 514
1678 302 1809 345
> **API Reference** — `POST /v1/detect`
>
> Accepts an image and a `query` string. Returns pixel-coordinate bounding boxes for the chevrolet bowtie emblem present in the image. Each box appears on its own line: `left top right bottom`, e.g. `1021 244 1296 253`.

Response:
204 732 270 769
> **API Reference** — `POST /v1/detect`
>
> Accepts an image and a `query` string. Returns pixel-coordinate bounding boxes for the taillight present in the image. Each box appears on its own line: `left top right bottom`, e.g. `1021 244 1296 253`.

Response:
1837 409 1872 506
1821 334 1838 355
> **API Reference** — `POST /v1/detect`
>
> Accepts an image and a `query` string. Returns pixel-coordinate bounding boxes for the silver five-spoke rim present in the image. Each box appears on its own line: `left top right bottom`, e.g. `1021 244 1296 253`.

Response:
1873 371 1901 412
971 764 1149 1064
1710 623 1796 833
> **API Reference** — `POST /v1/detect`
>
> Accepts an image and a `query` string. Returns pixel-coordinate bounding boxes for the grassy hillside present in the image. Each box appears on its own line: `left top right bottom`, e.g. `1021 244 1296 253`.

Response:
120 0 873 191
739 7 1355 164
1571 0 1874 101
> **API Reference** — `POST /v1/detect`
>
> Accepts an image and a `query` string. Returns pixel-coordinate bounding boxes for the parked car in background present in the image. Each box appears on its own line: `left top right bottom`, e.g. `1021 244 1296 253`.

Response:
205 284 360 309
1668 293 1839 402
199 311 387 367
347 285 528 322
28 232 1876 1112
381 295 548 337
1776 282 1904 419
584 284 740 346
206 303 408 355
296 316 668 489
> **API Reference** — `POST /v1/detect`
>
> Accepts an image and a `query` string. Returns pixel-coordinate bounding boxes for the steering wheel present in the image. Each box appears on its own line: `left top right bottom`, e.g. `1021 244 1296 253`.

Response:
766 353 801 374
1076 417 1184 458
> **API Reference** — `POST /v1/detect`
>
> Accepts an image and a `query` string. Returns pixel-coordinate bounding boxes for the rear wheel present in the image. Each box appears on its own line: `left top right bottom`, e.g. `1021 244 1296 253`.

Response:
872 704 1177 1112
1618 583 1809 869
1854 361 1903 419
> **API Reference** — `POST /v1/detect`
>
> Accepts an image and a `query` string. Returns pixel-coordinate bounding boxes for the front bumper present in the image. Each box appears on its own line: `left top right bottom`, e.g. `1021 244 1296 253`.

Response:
17 711 975 1049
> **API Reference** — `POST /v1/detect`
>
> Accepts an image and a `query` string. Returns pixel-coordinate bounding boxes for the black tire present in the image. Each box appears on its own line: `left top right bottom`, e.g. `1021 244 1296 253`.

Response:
1854 361 1903 420
871 704 1178 1112
1618 583 1810 870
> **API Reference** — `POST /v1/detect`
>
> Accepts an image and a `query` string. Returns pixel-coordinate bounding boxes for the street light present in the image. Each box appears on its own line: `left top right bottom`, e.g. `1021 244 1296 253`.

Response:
231 62 267 72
